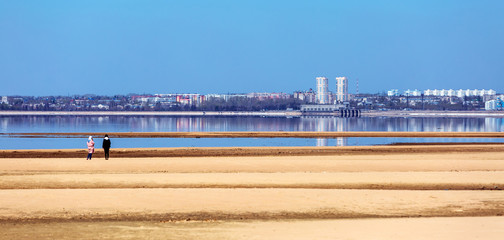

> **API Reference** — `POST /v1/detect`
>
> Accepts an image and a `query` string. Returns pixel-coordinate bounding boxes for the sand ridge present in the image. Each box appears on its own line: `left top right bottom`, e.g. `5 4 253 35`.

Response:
1 144 504 222
1 172 503 190
3 143 504 158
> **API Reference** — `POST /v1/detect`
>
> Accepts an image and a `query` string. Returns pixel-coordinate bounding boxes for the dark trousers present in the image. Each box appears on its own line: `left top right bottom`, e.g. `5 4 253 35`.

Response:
104 148 110 160
87 153 92 160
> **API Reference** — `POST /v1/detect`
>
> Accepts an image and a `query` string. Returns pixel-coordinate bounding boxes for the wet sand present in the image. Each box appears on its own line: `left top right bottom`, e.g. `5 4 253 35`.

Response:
3 143 504 158
1 144 504 238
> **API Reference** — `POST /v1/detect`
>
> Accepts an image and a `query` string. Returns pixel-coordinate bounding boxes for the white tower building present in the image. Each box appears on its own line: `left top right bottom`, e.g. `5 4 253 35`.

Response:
316 77 329 104
336 77 348 102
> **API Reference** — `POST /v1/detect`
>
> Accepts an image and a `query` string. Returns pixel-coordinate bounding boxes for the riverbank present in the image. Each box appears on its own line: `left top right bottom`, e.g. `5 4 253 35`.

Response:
3 143 504 158
365 110 504 118
0 110 300 117
2 110 504 117
1 144 503 239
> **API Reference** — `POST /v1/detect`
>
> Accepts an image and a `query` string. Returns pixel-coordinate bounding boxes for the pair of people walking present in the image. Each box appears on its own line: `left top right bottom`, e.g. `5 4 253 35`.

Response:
86 135 111 160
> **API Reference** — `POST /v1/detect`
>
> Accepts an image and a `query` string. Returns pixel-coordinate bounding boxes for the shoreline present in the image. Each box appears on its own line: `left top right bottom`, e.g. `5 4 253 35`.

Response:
2 144 504 158
0 110 299 117
2 110 504 117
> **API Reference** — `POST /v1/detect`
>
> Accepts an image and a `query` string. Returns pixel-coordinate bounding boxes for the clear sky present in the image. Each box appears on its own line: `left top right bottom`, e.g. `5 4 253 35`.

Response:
1 0 503 96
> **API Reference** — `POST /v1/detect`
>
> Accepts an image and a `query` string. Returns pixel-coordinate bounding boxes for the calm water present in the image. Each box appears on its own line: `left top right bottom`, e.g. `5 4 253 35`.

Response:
1 116 504 149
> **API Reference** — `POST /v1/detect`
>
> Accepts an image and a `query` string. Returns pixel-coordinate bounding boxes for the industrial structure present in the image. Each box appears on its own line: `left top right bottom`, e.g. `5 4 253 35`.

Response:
300 104 340 112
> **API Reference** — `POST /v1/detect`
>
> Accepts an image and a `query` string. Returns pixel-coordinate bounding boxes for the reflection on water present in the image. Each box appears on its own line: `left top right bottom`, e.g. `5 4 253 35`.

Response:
2 116 503 133
1 116 504 149
314 117 347 147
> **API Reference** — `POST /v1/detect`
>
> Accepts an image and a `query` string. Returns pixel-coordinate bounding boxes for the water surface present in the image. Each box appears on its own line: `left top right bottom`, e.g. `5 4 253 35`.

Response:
1 116 503 149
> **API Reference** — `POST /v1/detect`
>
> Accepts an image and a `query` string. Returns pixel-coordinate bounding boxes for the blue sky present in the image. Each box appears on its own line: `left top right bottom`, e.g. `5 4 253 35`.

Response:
1 0 503 96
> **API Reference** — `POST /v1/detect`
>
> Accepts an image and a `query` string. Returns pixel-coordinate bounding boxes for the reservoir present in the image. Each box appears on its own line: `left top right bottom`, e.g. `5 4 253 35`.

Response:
1 115 504 149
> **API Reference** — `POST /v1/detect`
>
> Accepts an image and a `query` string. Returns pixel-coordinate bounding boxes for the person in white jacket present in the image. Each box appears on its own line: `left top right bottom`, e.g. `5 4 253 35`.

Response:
86 136 95 160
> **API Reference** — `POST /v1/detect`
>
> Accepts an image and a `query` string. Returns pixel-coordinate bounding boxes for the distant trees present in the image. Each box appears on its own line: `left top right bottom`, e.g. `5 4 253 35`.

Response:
198 97 302 111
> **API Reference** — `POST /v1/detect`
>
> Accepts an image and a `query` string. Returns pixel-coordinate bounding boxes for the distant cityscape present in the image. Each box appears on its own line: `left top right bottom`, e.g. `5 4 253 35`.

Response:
1 77 502 111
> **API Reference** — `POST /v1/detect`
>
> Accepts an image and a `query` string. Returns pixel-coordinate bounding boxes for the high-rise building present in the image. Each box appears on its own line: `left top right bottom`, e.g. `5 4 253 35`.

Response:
388 89 399 96
316 77 329 104
336 77 348 102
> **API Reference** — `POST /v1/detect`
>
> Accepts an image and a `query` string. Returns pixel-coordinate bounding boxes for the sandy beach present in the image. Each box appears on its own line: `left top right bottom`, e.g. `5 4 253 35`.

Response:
1 144 504 239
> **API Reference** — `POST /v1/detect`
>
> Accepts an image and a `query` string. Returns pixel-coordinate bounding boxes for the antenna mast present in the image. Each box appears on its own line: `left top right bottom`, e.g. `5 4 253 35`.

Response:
356 78 359 95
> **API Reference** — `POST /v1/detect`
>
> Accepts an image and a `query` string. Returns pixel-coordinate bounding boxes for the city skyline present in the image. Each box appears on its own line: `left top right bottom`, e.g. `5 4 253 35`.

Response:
1 1 503 96
0 72 499 111
0 83 500 97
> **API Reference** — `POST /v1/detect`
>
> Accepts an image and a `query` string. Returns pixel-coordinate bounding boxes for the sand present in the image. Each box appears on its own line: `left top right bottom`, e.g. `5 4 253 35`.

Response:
1 144 504 239
3 143 504 158
2 217 504 240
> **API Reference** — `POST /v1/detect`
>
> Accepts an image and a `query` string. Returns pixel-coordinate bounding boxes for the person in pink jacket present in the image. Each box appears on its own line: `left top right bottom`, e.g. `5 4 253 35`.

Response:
86 136 95 160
